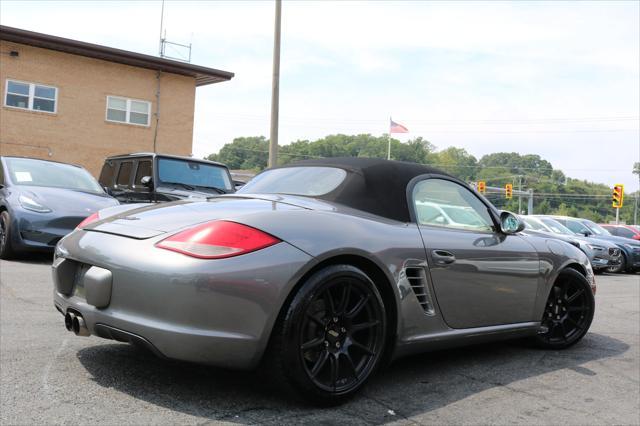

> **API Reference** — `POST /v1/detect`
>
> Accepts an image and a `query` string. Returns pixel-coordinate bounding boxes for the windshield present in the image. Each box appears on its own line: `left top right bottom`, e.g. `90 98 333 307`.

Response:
522 216 547 231
5 157 103 193
539 218 575 235
157 158 232 191
582 220 611 236
563 219 592 235
237 167 347 196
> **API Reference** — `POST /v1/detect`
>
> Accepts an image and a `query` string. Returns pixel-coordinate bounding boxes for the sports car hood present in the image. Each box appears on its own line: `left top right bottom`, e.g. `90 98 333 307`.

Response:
85 195 313 239
18 187 118 215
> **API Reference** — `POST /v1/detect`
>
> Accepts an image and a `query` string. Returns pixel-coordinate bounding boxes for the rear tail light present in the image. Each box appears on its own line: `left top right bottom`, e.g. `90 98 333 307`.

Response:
76 212 100 229
155 221 280 259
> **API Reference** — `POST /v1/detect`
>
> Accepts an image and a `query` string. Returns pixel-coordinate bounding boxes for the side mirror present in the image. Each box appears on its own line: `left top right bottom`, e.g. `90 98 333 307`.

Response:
140 176 153 188
582 230 592 237
103 186 113 196
500 211 525 234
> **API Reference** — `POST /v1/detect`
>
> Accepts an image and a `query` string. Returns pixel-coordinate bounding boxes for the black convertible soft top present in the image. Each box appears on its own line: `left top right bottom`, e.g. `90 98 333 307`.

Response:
282 157 454 222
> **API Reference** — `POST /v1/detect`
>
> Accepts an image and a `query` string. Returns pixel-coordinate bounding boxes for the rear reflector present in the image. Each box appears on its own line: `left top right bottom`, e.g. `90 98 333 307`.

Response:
77 212 100 229
155 221 280 259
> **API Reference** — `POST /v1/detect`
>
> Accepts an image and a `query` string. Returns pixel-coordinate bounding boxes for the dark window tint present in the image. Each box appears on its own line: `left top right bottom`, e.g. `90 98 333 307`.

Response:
616 227 636 238
157 158 233 191
134 160 152 186
99 161 116 186
116 162 133 187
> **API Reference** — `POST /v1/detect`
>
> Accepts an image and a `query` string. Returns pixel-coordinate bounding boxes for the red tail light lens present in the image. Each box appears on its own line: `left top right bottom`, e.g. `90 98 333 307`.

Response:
155 221 280 259
77 212 100 229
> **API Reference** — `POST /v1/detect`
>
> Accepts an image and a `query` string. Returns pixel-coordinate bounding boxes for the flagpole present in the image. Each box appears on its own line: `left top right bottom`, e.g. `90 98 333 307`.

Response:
387 116 391 160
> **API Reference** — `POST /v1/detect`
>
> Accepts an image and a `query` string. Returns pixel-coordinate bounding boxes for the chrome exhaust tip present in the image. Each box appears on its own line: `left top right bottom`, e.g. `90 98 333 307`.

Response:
72 315 90 337
64 312 75 332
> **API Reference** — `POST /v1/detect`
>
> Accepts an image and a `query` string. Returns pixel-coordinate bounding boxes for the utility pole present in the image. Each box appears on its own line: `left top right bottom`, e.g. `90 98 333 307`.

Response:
268 0 282 168
158 0 165 56
518 175 523 214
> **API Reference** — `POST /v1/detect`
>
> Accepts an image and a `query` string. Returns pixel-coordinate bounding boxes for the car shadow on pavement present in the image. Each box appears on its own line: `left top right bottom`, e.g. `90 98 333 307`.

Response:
76 332 629 424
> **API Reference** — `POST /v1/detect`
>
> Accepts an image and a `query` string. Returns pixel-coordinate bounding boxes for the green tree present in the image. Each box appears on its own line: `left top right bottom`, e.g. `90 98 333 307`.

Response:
206 136 269 170
430 147 478 181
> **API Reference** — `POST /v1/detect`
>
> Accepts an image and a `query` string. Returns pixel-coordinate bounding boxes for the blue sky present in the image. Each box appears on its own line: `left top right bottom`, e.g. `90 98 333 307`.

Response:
1 1 638 190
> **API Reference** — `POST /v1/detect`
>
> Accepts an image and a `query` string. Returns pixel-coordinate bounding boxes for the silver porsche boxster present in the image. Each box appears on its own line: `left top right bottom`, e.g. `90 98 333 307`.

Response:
52 158 596 404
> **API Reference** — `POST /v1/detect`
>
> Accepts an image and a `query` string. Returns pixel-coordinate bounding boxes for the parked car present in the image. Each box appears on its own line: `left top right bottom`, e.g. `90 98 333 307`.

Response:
600 224 640 241
53 157 595 404
0 156 119 259
523 215 621 272
98 153 235 203
549 216 640 273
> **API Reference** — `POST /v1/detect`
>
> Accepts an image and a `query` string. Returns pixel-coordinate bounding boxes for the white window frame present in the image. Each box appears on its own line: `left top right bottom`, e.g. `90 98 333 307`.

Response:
105 96 151 127
4 79 58 114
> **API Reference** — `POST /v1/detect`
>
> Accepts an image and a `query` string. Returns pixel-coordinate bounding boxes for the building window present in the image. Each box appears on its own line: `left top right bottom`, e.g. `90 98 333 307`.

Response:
106 96 151 126
4 79 57 113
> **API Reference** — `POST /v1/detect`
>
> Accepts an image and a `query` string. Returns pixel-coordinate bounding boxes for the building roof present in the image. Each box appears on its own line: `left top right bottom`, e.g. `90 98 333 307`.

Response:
0 25 234 86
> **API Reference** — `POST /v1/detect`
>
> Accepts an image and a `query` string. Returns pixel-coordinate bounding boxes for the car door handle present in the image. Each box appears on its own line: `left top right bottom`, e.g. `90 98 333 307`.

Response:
432 250 456 265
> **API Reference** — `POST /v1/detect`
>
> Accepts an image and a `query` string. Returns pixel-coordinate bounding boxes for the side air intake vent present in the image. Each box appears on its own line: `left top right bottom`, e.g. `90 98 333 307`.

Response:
405 267 435 315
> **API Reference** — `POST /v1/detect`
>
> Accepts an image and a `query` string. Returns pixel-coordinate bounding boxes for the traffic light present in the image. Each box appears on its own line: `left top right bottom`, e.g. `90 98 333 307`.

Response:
612 184 624 208
477 181 486 194
505 183 513 199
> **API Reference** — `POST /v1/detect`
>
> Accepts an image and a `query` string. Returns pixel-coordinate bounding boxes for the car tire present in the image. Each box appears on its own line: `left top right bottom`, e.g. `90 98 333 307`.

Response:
0 211 15 260
607 254 626 274
532 268 595 350
265 264 387 405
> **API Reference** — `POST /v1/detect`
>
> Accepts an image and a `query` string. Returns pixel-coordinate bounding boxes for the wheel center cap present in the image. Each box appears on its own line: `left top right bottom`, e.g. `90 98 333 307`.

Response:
325 321 347 350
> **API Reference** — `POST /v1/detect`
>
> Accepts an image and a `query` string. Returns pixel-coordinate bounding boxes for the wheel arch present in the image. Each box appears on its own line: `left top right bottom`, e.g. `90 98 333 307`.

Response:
270 251 400 367
563 262 588 278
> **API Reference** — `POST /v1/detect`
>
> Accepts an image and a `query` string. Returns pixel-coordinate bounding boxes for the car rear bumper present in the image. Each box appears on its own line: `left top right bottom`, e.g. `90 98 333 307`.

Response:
52 230 312 369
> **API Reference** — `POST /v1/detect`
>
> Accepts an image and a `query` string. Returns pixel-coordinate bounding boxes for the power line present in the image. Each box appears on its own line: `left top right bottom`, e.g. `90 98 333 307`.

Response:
212 112 639 125
219 146 634 173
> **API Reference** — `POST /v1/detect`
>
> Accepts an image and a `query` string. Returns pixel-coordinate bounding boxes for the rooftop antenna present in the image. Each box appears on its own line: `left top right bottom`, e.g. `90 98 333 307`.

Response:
158 0 192 62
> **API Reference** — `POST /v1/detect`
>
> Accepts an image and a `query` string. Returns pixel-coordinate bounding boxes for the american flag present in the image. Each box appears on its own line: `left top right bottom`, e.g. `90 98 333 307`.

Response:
390 118 409 133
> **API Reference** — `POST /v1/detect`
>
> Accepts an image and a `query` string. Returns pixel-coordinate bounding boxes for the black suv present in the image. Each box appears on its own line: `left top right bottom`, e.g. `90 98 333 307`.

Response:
99 153 234 203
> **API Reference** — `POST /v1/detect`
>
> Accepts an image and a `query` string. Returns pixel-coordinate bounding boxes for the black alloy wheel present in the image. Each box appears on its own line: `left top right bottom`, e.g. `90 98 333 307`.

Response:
0 211 14 260
534 268 594 349
267 264 387 405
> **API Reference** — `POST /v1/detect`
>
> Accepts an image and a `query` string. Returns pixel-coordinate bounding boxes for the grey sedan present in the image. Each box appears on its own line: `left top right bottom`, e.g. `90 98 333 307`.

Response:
52 158 595 404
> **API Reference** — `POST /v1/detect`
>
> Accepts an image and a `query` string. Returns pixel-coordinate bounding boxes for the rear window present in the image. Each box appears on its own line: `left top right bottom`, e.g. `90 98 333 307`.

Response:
237 167 347 196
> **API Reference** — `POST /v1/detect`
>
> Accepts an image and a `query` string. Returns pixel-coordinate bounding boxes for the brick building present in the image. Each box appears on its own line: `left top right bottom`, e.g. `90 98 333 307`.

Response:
0 25 233 176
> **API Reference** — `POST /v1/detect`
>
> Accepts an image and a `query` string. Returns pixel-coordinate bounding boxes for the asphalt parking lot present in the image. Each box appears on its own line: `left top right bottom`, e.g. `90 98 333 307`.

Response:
1 256 638 425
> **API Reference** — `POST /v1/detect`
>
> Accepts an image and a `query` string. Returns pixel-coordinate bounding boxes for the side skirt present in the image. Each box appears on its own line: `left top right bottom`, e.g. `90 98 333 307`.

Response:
393 321 540 359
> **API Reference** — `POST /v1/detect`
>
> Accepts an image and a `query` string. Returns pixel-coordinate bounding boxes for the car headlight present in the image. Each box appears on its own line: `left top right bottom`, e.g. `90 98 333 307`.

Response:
623 243 640 250
586 244 604 251
18 195 52 213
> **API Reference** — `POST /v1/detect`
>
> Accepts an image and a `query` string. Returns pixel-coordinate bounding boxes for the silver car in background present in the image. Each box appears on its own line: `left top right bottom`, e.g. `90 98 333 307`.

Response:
522 215 621 272
52 158 596 404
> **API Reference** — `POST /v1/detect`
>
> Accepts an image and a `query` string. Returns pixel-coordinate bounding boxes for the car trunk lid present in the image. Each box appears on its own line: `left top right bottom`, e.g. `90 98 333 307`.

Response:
84 196 309 239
